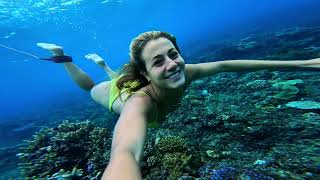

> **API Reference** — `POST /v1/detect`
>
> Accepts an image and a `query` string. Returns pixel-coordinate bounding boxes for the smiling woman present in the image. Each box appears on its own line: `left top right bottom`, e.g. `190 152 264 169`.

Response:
36 30 320 179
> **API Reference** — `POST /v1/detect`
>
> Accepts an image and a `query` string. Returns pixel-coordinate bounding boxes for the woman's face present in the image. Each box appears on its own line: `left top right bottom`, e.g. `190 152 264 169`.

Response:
141 37 185 89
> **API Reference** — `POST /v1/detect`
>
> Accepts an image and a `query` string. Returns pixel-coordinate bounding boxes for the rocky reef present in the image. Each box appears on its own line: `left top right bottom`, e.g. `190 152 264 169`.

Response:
186 26 320 62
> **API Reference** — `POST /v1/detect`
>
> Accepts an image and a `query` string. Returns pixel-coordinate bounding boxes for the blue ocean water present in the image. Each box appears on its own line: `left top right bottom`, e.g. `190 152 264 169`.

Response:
0 0 320 178
1 0 319 122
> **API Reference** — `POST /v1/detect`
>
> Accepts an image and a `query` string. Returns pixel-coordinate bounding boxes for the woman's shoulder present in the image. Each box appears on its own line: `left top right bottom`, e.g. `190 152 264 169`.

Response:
124 88 158 120
133 85 155 100
126 92 154 107
126 84 155 104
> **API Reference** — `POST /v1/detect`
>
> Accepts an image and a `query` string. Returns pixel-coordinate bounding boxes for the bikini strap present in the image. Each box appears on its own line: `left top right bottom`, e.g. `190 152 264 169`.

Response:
132 91 159 122
132 91 150 97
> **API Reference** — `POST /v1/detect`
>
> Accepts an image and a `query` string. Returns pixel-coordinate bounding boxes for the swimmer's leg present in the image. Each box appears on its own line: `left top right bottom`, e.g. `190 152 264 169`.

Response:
64 62 95 91
85 53 119 79
37 43 95 91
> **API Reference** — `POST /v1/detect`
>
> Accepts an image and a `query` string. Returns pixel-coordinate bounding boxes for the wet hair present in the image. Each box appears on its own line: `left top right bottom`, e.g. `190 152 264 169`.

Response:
116 31 181 91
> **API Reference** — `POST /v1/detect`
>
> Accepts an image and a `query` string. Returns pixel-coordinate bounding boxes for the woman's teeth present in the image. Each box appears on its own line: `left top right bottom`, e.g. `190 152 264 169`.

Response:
167 70 180 79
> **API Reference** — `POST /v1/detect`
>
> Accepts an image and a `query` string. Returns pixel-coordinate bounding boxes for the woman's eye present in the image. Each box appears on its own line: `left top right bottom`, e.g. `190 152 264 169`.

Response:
154 60 163 67
169 52 179 59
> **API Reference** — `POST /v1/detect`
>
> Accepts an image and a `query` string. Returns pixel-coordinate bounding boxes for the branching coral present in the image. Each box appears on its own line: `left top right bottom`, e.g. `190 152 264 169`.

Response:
17 120 112 179
142 135 196 179
156 136 186 153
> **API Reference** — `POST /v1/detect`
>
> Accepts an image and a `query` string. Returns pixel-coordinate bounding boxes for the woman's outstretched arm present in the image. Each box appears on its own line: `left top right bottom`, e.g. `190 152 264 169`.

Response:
101 94 155 180
185 58 320 81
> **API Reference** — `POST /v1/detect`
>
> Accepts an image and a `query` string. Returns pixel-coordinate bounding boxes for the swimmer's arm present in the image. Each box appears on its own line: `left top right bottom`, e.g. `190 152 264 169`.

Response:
186 58 320 80
185 62 224 81
102 96 154 180
216 59 305 72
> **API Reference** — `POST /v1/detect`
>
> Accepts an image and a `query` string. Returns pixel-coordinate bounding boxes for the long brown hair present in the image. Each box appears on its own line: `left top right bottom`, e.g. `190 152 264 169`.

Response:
116 31 181 92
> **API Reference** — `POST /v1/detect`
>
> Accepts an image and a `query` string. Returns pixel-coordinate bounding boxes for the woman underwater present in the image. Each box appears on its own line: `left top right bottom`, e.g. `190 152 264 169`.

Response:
38 31 320 179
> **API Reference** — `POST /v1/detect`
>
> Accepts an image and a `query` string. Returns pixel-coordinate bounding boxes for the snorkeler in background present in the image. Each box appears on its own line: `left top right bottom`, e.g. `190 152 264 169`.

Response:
35 31 320 179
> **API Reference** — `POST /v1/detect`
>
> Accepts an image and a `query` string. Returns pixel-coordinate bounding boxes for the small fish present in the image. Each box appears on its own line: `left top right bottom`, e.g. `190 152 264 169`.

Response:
101 0 110 3
48 7 59 11
12 122 35 132
4 32 16 39
61 0 83 6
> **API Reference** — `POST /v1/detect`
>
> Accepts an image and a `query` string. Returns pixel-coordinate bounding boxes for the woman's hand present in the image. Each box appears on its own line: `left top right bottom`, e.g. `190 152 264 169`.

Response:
36 43 64 56
301 58 320 69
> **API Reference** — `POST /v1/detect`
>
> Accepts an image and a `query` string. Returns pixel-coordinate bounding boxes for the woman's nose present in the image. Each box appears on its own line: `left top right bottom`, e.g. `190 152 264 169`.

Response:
166 58 178 71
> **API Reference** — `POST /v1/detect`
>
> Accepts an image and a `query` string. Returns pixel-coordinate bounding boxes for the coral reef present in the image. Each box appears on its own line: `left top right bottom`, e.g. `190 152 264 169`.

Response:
199 163 275 180
17 120 111 179
142 135 197 179
286 100 320 110
186 26 320 62
271 79 304 100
